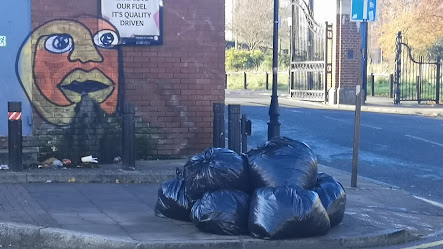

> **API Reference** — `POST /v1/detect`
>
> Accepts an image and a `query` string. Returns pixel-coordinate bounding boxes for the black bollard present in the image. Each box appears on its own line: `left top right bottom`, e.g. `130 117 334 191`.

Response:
241 114 252 153
213 103 225 148
122 103 135 171
8 102 23 171
228 105 241 154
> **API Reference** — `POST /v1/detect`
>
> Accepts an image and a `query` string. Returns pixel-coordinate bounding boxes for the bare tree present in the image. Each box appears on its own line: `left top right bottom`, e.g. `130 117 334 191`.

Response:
231 0 274 50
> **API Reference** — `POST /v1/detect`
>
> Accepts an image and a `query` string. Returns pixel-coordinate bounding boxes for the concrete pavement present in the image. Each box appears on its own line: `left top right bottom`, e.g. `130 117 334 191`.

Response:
0 160 442 249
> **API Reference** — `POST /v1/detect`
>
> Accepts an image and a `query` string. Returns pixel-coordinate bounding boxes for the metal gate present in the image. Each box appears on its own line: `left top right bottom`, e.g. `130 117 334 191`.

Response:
394 32 441 104
289 0 333 102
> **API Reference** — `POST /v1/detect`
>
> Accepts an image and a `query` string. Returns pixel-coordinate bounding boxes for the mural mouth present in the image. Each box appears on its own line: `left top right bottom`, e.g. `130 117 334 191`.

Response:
58 69 115 104
61 80 110 94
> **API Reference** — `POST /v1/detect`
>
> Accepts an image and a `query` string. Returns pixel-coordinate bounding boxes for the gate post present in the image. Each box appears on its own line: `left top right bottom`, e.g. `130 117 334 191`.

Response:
394 32 402 105
436 56 441 104
8 102 23 172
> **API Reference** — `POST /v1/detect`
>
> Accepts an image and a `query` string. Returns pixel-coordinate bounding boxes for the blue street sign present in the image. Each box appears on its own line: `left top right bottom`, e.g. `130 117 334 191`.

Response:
351 0 377 22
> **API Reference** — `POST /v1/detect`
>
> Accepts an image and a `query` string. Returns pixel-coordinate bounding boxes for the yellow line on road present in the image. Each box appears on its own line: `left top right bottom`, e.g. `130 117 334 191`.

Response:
402 240 443 249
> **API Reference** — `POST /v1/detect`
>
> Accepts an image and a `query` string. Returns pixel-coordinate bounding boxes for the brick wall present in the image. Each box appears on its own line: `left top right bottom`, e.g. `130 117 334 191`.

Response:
5 0 226 164
335 14 361 89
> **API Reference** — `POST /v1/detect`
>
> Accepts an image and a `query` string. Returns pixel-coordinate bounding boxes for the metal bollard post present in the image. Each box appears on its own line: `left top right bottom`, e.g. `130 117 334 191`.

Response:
122 103 135 171
265 72 269 90
351 86 362 187
228 105 241 154
225 74 228 89
389 74 394 98
213 103 225 148
243 72 247 90
371 73 375 96
8 102 23 171
241 114 252 153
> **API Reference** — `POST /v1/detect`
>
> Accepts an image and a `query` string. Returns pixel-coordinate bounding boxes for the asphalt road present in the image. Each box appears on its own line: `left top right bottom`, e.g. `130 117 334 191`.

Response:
237 104 443 204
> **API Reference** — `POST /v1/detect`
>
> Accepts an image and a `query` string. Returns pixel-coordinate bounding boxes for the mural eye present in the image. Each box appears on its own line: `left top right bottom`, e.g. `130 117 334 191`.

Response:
45 34 73 54
94 30 119 48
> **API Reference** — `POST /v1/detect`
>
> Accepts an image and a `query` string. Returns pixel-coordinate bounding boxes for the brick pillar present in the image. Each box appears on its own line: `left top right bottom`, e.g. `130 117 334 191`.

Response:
331 0 362 105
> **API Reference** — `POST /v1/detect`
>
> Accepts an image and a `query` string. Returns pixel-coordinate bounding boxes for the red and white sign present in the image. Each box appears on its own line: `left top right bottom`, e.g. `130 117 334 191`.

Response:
8 112 22 120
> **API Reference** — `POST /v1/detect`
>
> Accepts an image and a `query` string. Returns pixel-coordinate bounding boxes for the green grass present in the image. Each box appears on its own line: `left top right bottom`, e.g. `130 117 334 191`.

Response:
226 72 289 91
366 78 392 97
367 77 443 101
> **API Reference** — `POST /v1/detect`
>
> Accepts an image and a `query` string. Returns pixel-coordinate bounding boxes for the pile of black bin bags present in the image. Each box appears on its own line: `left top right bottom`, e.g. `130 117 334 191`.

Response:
155 136 346 240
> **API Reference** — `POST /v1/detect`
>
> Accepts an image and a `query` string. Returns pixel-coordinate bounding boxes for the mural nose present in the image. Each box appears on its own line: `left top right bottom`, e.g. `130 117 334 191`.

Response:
69 41 103 63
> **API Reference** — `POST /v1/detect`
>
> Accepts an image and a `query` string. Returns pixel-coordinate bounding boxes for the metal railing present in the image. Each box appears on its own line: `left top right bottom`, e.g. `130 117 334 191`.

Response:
225 71 289 90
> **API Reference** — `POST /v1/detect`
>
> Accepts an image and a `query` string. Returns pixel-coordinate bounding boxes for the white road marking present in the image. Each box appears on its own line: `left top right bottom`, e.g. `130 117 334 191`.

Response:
405 135 443 148
324 116 383 130
291 110 302 113
413 196 443 209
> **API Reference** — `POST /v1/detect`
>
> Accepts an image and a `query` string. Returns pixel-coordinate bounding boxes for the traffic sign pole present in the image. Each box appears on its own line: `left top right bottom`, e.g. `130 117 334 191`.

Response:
362 21 368 101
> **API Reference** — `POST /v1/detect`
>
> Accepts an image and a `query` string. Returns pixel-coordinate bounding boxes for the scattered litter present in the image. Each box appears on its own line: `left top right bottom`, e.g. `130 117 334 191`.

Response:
42 157 58 168
62 159 71 165
68 177 76 183
53 160 63 167
46 180 52 183
114 156 122 163
0 165 9 170
81 155 98 163
116 179 120 184
38 164 51 169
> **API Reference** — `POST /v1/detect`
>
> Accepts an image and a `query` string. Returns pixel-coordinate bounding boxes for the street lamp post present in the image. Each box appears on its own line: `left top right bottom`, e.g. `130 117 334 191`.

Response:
268 0 281 140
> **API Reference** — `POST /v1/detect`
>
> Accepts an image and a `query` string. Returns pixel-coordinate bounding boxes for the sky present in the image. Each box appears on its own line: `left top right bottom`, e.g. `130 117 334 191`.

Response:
225 0 337 40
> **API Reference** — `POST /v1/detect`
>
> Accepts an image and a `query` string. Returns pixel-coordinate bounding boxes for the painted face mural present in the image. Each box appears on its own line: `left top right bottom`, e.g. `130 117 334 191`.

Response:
17 18 120 125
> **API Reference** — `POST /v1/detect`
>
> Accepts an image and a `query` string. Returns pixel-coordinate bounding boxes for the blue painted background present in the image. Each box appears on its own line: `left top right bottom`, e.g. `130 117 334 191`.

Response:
0 0 32 135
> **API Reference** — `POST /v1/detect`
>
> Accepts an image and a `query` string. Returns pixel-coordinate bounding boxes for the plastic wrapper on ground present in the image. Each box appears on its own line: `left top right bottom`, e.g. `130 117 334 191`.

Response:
155 169 192 221
191 190 250 235
314 172 346 227
248 186 330 240
184 147 249 201
245 136 318 190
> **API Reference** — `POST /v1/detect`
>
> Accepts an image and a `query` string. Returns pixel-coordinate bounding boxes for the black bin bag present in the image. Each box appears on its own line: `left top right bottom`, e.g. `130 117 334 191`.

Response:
314 173 346 227
245 137 318 190
155 168 192 221
184 148 249 201
191 190 250 235
249 186 330 240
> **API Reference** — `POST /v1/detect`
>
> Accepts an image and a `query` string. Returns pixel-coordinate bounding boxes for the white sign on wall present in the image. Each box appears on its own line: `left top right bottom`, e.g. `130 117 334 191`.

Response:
101 0 163 45
0 36 6 47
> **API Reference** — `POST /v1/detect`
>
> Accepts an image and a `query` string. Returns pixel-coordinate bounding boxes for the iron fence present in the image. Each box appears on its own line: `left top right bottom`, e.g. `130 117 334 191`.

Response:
394 32 441 104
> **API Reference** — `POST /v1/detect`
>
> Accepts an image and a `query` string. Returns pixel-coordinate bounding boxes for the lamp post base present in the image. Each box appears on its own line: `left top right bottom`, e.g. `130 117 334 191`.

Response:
267 121 281 141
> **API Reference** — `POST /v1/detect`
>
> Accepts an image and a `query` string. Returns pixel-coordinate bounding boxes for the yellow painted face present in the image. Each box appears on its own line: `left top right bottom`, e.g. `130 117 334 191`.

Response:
18 18 120 125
